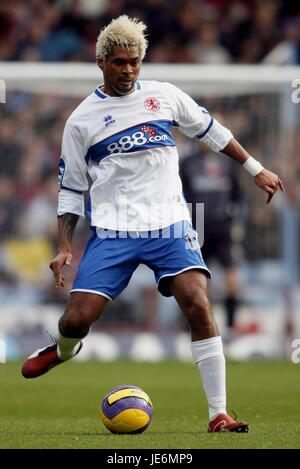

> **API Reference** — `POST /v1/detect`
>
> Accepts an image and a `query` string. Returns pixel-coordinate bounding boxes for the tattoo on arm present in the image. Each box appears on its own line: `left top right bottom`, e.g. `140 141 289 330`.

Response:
58 213 79 247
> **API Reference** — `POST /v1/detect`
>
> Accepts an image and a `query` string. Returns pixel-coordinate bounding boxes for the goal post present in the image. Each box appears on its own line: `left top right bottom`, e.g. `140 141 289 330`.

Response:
1 62 300 95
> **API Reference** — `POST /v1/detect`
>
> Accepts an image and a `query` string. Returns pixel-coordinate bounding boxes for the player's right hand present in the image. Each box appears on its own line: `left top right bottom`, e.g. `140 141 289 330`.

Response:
49 251 73 288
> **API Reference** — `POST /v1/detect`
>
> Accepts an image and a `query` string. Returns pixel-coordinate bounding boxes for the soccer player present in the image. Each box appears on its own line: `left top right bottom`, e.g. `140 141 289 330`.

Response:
22 15 284 433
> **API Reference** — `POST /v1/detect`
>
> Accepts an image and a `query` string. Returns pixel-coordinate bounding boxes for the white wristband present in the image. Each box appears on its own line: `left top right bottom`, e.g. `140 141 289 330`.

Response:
242 156 264 177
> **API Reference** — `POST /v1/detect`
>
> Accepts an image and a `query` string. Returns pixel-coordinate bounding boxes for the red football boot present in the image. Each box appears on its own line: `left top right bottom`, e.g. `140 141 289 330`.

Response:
21 341 82 379
208 412 249 433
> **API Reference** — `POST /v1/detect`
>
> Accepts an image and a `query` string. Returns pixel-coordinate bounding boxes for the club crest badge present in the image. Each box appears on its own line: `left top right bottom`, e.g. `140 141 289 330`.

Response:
144 97 160 112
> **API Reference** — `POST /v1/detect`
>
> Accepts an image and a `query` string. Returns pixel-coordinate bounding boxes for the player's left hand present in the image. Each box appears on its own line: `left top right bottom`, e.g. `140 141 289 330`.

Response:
254 168 284 204
49 250 73 288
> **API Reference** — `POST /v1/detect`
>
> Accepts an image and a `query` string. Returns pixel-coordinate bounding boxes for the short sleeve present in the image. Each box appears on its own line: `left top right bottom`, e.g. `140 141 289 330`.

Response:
163 82 233 151
57 120 89 217
163 83 211 138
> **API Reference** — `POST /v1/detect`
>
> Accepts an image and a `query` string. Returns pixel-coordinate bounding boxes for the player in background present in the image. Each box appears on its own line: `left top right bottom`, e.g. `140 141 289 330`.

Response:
22 16 284 433
180 148 244 338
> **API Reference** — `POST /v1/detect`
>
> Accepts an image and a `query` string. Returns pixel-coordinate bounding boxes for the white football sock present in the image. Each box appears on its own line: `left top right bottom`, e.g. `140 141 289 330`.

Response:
57 334 82 360
191 336 227 421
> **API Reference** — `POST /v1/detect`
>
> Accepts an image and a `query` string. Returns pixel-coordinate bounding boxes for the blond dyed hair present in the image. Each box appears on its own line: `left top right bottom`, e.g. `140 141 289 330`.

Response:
96 15 148 62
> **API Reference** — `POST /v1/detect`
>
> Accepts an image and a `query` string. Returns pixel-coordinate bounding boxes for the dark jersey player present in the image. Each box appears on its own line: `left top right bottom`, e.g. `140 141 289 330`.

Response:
180 149 243 335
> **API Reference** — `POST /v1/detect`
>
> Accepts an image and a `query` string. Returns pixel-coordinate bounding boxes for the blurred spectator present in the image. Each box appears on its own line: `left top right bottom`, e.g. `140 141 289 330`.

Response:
0 0 299 63
263 17 300 64
0 118 22 178
20 175 59 240
0 177 19 241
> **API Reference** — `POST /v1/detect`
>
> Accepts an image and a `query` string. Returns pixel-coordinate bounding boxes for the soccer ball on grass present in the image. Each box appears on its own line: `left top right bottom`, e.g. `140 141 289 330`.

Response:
101 384 153 434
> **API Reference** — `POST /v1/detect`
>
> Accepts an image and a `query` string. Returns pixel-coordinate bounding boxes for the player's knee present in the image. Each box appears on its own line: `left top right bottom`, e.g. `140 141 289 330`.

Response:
59 307 91 337
183 294 214 337
181 287 211 324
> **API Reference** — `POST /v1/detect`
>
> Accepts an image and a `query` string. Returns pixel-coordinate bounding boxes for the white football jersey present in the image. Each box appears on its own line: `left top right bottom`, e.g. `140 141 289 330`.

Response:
58 80 233 231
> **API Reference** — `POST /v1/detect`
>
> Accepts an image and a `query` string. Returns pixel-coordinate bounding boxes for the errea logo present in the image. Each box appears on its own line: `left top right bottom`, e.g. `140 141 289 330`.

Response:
103 115 116 127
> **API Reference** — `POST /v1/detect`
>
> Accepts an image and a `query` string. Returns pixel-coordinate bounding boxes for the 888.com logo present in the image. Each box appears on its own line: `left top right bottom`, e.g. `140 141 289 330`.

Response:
106 125 169 154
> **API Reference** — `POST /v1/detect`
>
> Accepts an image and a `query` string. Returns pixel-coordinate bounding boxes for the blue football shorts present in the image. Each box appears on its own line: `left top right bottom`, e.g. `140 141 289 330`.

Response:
71 220 211 300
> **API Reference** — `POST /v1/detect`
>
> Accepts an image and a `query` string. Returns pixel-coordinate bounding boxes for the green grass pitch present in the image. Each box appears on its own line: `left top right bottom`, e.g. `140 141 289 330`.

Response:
0 359 299 449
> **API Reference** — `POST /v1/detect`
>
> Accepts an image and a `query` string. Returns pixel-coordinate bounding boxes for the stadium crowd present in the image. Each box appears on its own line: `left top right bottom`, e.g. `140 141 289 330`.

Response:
0 0 298 317
0 0 299 64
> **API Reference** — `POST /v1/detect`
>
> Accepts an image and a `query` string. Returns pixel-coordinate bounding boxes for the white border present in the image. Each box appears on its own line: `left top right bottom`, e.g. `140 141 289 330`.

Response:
0 338 6 363
0 79 5 103
70 289 112 301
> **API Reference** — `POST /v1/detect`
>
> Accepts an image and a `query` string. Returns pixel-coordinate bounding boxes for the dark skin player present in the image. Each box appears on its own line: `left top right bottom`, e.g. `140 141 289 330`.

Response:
50 46 284 342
